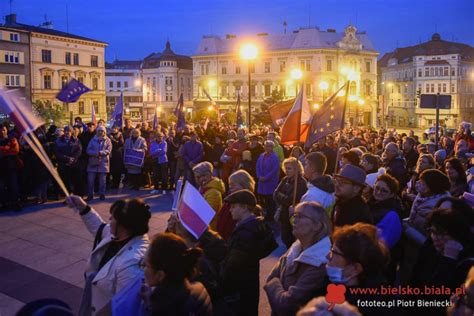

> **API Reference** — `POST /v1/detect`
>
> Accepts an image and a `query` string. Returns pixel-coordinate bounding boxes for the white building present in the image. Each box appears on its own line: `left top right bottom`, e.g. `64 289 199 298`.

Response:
141 41 193 121
379 33 474 128
105 60 143 124
192 25 379 127
1 13 108 124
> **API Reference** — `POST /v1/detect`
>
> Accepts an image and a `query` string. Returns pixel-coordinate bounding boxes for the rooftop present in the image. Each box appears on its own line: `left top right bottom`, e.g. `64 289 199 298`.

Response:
142 40 192 69
105 60 142 70
1 14 107 45
193 25 377 56
379 33 474 67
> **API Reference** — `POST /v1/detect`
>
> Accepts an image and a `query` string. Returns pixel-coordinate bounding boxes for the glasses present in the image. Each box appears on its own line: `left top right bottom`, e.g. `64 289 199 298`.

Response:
290 212 314 225
374 185 390 194
335 178 353 186
329 247 346 259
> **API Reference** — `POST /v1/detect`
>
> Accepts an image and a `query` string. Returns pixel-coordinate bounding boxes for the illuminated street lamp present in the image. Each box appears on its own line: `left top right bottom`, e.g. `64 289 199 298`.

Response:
313 103 320 110
319 81 329 102
291 68 303 95
240 43 259 132
207 105 214 111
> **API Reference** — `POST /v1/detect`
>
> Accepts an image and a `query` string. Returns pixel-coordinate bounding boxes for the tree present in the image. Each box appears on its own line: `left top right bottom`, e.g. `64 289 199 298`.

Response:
32 100 65 125
253 89 284 126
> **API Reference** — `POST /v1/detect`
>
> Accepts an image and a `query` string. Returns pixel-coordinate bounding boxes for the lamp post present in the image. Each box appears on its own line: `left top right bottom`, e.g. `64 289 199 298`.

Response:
291 68 303 95
319 81 329 103
240 43 258 132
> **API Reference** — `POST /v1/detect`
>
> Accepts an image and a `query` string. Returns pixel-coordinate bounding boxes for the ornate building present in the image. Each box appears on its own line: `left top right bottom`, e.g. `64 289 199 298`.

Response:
105 60 143 124
192 25 379 126
141 41 193 121
379 33 474 128
1 13 107 124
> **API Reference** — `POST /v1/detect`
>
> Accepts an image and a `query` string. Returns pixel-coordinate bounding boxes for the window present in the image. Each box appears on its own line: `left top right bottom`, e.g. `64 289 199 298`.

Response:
300 60 311 71
92 78 98 90
93 101 99 114
65 52 71 65
61 76 68 88
418 69 422 77
124 81 128 89
431 84 435 93
235 66 241 74
166 93 173 101
91 55 98 67
5 75 20 87
222 66 227 75
78 77 84 84
443 67 449 76
42 50 52 63
349 81 356 95
434 67 439 77
326 59 332 72
451 68 456 76
3 52 20 64
364 81 372 96
306 83 312 97
280 61 286 72
43 75 52 89
451 83 456 93
264 84 271 97
365 61 371 73
78 101 85 114
9 33 19 42
264 62 271 73
200 64 209 75
425 83 430 93
73 53 79 65
442 83 447 93
438 83 442 92
165 76 173 85
117 81 121 88
109 81 113 88
425 68 429 76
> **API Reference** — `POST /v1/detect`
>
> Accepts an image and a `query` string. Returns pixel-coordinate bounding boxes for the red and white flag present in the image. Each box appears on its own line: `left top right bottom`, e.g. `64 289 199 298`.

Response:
280 84 311 145
177 182 216 239
91 103 97 125
0 88 43 134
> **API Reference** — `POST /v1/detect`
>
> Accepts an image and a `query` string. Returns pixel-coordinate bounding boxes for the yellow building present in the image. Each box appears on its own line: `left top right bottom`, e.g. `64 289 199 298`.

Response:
2 14 107 125
192 25 379 127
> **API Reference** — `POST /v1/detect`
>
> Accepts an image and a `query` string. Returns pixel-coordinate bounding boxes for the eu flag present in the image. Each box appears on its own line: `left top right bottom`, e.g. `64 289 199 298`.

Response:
109 92 123 128
174 93 186 129
56 78 91 103
305 81 349 147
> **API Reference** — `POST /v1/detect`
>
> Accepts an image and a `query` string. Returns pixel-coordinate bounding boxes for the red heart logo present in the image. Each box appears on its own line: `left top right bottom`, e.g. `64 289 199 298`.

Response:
325 283 346 310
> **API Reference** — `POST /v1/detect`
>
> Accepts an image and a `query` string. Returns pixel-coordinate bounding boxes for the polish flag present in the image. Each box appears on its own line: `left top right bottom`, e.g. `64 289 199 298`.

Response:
280 84 311 145
0 88 43 134
177 182 216 239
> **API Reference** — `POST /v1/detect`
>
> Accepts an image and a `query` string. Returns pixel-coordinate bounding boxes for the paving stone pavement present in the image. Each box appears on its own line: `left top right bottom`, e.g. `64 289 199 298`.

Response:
0 188 285 316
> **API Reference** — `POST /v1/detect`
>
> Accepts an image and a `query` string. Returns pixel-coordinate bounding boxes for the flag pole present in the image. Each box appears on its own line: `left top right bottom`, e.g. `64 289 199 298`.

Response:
334 81 350 175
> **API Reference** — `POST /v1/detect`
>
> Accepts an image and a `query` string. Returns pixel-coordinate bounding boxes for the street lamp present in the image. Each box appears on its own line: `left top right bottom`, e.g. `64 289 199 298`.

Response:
319 81 329 102
240 43 259 132
291 68 303 95
313 103 320 110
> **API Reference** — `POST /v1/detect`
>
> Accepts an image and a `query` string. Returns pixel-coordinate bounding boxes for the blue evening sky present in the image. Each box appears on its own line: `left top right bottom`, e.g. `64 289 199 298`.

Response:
2 0 473 62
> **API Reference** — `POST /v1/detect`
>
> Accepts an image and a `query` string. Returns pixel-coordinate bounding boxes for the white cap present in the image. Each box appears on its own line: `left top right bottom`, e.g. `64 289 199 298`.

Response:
365 167 386 188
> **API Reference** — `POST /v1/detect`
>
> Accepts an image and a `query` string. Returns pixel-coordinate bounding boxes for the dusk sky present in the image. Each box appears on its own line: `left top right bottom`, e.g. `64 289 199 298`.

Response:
2 0 473 62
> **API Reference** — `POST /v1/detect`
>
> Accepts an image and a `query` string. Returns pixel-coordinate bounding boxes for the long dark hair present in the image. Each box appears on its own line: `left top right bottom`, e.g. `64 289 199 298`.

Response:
445 157 467 185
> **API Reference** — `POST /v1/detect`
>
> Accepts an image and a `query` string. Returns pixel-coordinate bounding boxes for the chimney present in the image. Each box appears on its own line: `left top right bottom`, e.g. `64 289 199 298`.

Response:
5 14 17 24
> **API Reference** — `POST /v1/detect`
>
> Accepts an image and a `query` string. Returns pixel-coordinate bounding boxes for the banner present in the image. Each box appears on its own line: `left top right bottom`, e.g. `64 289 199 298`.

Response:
124 148 145 167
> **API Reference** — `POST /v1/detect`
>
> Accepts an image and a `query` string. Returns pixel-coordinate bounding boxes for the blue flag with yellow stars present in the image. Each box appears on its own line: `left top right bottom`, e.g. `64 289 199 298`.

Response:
305 81 349 147
56 78 91 103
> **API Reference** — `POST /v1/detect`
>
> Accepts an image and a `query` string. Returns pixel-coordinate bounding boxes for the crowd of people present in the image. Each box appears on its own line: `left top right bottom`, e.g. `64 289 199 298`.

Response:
5 117 474 316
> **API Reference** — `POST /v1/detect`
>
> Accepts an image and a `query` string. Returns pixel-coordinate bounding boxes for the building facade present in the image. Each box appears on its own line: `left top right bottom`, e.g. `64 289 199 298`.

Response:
379 33 474 129
192 25 379 127
1 14 107 124
0 23 31 102
141 41 193 121
105 60 143 124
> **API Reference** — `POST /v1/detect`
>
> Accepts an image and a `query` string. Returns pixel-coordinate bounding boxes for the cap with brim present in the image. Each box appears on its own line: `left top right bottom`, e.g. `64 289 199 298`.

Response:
335 164 367 187
224 189 257 208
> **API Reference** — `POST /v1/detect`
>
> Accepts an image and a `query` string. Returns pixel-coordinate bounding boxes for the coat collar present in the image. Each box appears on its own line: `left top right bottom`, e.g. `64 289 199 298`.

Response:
286 236 331 267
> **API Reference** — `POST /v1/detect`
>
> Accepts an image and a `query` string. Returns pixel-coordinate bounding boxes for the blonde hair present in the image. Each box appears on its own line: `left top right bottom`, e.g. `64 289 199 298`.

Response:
283 157 304 175
229 170 255 192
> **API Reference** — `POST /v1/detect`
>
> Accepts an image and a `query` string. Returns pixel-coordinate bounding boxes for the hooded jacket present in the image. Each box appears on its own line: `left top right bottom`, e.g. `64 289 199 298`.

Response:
200 177 226 230
300 175 336 215
264 237 331 316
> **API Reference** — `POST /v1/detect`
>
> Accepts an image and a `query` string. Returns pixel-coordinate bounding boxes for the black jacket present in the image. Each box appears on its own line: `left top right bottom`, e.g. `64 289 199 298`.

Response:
148 281 212 316
332 195 373 227
385 156 408 190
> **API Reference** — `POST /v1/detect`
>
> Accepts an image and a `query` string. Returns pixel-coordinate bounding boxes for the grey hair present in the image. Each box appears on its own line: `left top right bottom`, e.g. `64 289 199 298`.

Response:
296 201 332 236
264 140 275 147
193 161 213 175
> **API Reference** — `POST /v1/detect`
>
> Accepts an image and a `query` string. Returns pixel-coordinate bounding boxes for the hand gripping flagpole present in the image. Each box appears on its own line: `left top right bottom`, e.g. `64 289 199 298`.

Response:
0 88 70 197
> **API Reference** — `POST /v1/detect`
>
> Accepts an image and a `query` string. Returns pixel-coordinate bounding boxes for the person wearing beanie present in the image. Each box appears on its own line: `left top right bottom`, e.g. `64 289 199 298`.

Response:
66 195 151 316
86 125 112 201
434 149 447 170
221 189 278 316
408 169 451 235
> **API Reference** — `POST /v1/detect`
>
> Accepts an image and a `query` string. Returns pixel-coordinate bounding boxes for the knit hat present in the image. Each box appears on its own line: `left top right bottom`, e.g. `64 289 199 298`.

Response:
96 125 106 132
434 149 447 161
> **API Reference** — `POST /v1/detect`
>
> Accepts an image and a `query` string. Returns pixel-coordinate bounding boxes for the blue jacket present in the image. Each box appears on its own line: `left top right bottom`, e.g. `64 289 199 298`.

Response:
55 136 82 167
182 140 203 165
150 140 168 164
256 152 280 195
377 211 402 249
